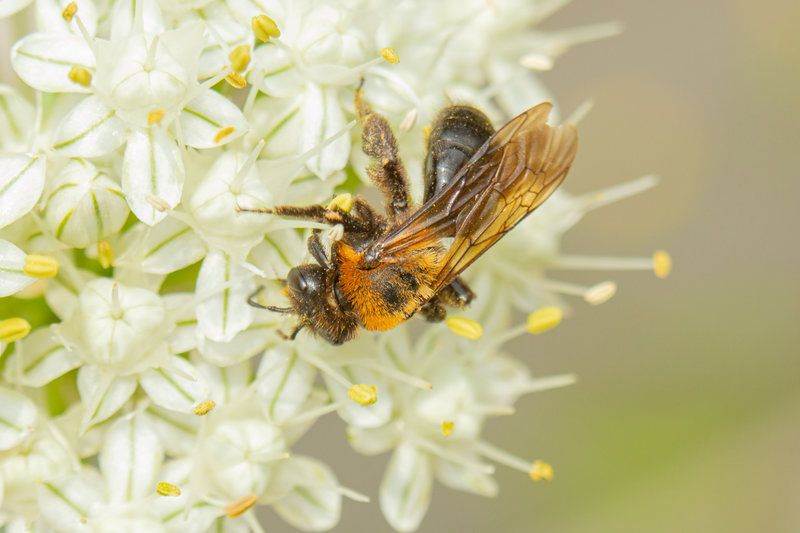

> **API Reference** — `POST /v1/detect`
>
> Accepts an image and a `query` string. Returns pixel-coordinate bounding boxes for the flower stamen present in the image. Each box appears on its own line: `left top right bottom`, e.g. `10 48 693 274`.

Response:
61 1 77 21
348 384 378 406
445 317 483 340
97 240 114 269
442 421 454 436
252 15 281 42
224 494 258 518
147 109 165 125
229 44 251 72
156 482 182 496
214 126 235 144
0 318 32 343
193 400 216 416
526 306 563 334
225 71 247 89
23 255 59 278
380 47 400 64
68 65 92 87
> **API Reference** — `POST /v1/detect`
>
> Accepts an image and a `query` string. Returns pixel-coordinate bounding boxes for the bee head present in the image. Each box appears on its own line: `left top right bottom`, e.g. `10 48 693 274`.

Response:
286 264 326 299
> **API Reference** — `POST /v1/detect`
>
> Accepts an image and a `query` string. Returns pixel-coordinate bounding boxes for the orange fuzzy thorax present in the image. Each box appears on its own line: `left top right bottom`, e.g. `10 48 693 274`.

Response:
337 243 442 331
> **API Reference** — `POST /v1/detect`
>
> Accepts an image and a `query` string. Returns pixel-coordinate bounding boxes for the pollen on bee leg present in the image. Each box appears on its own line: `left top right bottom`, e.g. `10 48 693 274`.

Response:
446 317 483 340
223 494 258 518
97 240 114 269
326 193 354 213
68 65 92 87
62 1 77 21
526 306 563 334
156 482 181 497
147 109 165 125
214 126 235 144
146 195 171 211
348 384 378 406
23 255 58 278
0 318 32 343
193 400 216 416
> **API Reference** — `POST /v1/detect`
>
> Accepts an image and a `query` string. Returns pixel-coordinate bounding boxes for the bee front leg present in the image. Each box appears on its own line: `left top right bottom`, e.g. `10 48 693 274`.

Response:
307 231 332 270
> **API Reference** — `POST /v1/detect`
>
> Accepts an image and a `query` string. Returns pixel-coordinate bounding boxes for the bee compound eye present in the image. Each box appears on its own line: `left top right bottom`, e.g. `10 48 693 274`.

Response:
287 268 308 294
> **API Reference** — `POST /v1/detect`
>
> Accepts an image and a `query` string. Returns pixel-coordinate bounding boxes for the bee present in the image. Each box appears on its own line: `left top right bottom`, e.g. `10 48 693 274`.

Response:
240 88 578 344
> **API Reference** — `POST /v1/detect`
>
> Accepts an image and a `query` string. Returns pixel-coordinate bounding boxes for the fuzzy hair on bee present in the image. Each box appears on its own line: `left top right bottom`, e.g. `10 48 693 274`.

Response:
239 85 578 345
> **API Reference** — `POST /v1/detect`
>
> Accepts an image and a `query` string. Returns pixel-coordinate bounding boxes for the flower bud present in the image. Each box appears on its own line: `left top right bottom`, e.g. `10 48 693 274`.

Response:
43 159 129 248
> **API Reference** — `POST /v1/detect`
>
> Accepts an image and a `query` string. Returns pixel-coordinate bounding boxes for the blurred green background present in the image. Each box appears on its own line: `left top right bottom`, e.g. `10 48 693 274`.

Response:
286 0 800 531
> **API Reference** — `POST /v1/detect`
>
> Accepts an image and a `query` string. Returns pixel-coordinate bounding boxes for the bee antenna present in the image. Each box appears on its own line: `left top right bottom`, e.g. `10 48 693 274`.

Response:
247 287 293 313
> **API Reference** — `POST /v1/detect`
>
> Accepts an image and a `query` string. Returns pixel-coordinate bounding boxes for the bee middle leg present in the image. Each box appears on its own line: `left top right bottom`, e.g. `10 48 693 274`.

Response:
355 88 410 220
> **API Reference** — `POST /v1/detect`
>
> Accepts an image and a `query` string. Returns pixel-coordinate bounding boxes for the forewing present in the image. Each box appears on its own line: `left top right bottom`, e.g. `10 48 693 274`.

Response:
371 103 558 257
431 109 578 291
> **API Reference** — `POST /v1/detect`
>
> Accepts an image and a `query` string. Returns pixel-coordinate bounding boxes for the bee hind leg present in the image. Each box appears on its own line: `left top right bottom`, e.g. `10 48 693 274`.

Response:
419 296 448 322
438 277 475 308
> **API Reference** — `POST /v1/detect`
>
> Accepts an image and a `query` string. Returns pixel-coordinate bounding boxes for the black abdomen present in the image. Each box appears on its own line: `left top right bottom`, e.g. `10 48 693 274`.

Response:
423 106 495 202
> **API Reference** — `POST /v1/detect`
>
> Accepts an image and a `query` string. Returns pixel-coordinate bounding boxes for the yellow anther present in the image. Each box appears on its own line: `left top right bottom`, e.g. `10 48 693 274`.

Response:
229 44 251 72
214 126 235 144
653 250 671 279
225 71 247 89
252 14 281 42
526 306 562 335
147 109 165 125
193 400 216 416
380 47 399 64
445 316 483 340
584 281 616 306
529 460 553 482
348 384 378 406
156 482 181 497
97 240 114 269
23 255 58 278
442 421 454 436
0 318 32 343
326 193 354 213
224 494 257 518
68 66 92 87
62 1 77 21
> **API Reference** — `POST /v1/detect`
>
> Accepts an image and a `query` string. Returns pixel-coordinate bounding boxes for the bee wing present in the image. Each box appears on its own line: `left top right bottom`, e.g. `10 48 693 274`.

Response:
372 102 577 292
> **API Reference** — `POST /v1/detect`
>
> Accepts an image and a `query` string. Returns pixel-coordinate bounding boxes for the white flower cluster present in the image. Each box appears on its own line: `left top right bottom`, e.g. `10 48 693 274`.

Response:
0 0 669 531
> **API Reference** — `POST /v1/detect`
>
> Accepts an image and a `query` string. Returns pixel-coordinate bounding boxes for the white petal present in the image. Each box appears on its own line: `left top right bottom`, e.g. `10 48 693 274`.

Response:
36 0 97 37
122 127 184 226
248 229 307 280
0 153 46 229
77 366 137 428
0 238 33 296
143 405 198 458
3 326 81 387
0 386 36 450
38 473 103 532
196 322 275 366
100 414 164 503
301 84 350 179
11 33 95 93
345 422 400 456
380 443 433 532
194 358 250 405
271 456 342 531
434 455 499 497
162 293 198 354
0 0 32 17
0 84 35 150
180 89 248 149
246 94 303 159
194 251 254 343
109 0 163 40
52 95 127 157
256 347 316 424
137 217 207 274
139 355 210 413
